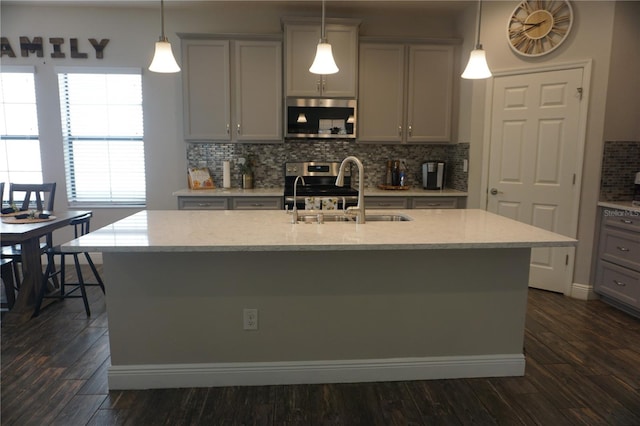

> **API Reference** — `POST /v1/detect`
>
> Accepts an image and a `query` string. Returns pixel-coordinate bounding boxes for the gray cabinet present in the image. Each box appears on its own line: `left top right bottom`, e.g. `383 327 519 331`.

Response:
366 196 459 210
178 196 282 211
284 22 359 98
181 38 282 142
358 42 455 143
595 207 640 316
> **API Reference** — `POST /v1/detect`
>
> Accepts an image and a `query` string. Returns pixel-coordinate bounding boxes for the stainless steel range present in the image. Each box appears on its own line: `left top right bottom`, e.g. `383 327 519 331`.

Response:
283 161 358 210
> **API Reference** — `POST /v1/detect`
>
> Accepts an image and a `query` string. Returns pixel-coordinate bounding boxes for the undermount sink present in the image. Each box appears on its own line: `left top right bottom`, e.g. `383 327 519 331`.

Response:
297 213 412 223
365 214 412 222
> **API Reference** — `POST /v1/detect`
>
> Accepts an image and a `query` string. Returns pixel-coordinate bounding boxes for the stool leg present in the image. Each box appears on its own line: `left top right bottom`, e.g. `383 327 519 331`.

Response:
73 253 91 316
84 252 105 294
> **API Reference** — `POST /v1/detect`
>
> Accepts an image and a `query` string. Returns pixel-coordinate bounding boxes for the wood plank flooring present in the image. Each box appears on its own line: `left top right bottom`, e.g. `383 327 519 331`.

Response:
2 265 640 425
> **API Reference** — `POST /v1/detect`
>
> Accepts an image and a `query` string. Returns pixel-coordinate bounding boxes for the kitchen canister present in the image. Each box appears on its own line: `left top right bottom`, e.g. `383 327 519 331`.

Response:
223 161 231 188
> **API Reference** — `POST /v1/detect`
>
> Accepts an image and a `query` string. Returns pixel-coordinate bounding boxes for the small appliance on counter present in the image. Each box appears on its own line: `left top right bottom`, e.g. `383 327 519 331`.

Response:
633 172 640 206
422 161 446 190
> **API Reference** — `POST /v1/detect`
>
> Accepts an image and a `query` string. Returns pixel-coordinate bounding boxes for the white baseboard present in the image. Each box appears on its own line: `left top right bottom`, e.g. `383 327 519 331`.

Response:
570 282 598 300
108 354 525 390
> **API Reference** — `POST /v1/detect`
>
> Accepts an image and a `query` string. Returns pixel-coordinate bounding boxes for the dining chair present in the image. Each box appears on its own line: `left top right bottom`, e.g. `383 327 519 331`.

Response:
1 182 57 285
34 212 105 317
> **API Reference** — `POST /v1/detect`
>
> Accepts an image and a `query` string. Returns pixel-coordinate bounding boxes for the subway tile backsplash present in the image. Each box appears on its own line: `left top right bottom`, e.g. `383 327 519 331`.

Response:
600 140 640 201
187 141 469 192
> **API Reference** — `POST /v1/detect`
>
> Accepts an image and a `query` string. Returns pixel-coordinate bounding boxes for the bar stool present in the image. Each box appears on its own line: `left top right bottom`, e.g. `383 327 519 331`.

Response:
34 212 105 317
1 258 16 311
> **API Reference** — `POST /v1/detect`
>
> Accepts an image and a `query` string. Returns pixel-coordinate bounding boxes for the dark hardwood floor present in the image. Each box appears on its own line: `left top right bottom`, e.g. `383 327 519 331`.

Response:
2 265 640 425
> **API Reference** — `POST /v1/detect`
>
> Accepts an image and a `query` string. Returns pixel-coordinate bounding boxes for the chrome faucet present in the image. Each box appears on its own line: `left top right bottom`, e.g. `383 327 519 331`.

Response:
336 156 365 224
291 175 306 224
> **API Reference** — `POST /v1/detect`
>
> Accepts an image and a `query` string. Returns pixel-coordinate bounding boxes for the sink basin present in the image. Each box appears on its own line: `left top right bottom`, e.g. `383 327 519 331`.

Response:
364 214 412 222
297 213 412 223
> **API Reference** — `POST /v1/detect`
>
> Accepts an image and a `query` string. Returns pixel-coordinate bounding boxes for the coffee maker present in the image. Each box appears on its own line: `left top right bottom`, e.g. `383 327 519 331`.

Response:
422 161 446 190
633 172 640 206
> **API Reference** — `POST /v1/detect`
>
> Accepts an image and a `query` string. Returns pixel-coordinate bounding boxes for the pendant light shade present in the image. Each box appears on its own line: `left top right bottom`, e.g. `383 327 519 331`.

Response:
461 47 492 79
149 0 180 73
309 0 339 75
461 0 491 79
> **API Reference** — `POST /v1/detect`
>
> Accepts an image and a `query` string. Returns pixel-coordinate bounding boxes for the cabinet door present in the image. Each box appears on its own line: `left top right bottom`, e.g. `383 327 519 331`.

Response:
321 24 358 97
182 40 231 141
406 45 454 143
285 25 322 97
285 24 358 98
234 41 282 141
357 44 405 143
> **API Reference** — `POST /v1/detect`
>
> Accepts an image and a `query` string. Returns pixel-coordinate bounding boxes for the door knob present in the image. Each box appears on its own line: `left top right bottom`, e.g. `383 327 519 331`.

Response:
490 188 502 195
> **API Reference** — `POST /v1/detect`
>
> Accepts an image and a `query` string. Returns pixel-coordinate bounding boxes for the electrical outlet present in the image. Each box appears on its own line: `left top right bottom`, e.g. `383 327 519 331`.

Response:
243 308 258 330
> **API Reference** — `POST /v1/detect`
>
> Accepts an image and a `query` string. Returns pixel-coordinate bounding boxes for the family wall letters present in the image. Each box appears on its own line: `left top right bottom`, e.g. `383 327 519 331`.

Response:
0 37 109 59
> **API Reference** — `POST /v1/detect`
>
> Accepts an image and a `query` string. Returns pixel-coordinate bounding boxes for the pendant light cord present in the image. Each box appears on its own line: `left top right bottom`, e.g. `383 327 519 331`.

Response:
321 0 326 41
159 0 167 42
475 0 483 49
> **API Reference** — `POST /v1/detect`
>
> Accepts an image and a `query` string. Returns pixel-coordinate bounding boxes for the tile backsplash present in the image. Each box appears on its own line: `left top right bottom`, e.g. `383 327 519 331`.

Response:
187 140 469 191
600 140 640 201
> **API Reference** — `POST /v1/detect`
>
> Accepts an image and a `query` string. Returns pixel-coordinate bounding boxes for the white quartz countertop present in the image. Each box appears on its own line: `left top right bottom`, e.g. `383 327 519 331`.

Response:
598 201 640 213
172 187 467 197
64 209 576 253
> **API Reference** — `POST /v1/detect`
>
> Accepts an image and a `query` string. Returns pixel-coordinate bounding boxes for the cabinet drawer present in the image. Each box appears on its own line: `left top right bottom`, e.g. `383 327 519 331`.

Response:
596 261 640 308
600 228 640 271
365 197 408 209
178 197 228 210
412 197 458 209
603 211 640 233
232 197 282 210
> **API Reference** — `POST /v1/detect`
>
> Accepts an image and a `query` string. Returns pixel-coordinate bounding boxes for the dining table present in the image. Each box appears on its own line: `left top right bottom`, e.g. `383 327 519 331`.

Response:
1 210 91 322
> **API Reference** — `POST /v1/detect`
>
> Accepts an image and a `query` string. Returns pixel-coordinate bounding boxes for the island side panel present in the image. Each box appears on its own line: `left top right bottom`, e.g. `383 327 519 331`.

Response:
104 248 529 364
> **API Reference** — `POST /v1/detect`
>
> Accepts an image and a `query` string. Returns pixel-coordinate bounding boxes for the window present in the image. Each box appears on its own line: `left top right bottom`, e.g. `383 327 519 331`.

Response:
58 70 146 206
0 69 43 201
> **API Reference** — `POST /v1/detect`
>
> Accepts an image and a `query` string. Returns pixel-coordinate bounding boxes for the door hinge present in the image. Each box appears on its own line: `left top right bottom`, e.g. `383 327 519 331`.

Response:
577 87 583 100
572 173 576 185
565 254 569 265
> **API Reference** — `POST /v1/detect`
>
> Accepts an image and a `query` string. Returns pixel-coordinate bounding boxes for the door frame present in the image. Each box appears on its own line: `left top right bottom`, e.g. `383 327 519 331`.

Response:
479 60 592 295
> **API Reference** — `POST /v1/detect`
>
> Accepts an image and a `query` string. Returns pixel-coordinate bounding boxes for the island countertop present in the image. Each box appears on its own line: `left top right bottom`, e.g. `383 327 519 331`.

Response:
64 209 576 252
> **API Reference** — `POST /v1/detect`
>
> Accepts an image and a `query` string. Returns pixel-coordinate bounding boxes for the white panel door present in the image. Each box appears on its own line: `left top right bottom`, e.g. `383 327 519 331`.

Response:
487 68 584 293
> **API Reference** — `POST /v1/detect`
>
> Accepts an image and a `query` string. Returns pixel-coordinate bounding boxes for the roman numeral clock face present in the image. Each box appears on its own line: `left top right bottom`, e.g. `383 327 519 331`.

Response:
507 0 574 57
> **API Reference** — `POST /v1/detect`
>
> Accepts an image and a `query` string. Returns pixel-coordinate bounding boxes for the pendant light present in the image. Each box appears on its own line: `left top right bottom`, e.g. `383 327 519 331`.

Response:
309 0 339 75
461 0 492 79
149 0 181 73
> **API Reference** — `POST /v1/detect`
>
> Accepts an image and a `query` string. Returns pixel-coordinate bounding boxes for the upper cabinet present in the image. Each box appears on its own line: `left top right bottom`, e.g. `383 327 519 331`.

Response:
358 42 456 143
182 38 282 142
284 21 359 98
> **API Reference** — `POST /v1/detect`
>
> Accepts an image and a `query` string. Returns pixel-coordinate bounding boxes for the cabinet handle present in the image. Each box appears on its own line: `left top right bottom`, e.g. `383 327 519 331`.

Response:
316 80 321 93
226 124 230 134
408 125 413 136
322 77 326 92
620 219 634 224
426 203 441 207
197 203 212 207
377 203 391 207
251 203 263 207
398 126 402 136
616 246 630 252
237 123 241 135
613 279 626 287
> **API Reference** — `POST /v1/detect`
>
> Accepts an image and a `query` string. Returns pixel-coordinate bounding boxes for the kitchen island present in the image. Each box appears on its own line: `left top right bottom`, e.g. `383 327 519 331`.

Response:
64 209 575 390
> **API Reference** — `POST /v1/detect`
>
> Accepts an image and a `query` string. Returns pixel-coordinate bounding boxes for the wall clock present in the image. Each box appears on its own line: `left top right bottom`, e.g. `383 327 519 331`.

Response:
507 0 574 57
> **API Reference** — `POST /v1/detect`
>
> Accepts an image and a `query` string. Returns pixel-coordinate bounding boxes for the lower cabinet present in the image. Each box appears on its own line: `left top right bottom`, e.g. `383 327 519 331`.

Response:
366 196 459 209
594 207 640 317
232 197 283 210
178 196 282 210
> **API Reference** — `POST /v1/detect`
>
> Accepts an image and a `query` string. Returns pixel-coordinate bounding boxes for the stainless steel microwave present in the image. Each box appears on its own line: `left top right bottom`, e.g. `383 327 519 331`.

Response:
286 98 357 139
